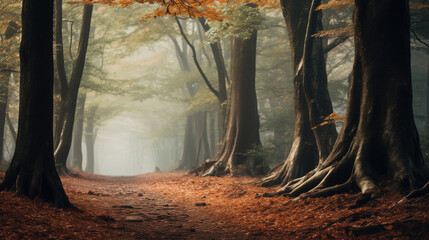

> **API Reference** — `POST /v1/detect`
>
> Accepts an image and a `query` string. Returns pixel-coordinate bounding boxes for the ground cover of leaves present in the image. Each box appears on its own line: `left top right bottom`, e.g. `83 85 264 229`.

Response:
0 171 428 239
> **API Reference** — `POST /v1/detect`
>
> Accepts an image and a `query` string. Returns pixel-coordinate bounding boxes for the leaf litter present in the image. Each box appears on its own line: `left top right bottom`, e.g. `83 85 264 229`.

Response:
0 171 428 239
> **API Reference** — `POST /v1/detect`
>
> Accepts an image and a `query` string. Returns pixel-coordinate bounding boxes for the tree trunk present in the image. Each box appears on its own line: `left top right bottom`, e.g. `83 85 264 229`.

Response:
195 111 211 166
426 51 429 126
178 113 198 170
6 113 16 141
209 111 217 158
69 92 86 170
0 0 70 208
84 105 97 173
274 0 428 199
199 30 268 177
0 76 10 162
0 22 19 162
262 0 337 187
54 0 93 175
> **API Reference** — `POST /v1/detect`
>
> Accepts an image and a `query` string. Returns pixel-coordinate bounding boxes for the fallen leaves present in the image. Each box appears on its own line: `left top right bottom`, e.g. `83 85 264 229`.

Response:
0 171 428 239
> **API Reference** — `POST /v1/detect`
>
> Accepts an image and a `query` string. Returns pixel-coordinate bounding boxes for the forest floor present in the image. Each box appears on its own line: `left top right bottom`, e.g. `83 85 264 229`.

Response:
0 171 428 239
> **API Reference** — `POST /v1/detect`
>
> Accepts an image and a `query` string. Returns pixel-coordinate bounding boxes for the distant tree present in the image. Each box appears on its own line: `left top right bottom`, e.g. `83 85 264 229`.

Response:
274 0 429 200
68 92 86 170
168 21 209 170
0 0 70 207
0 20 19 163
84 104 97 173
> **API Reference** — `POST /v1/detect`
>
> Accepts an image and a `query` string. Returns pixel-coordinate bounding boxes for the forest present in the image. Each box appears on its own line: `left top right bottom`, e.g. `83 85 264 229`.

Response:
0 0 429 239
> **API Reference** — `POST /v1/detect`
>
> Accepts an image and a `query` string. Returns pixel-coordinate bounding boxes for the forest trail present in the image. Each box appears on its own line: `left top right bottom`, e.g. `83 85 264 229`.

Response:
1 171 429 239
63 172 243 239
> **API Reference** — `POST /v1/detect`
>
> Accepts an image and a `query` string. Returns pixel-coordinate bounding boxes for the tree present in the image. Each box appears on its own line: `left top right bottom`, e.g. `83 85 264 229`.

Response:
68 92 86 170
272 0 429 200
0 20 19 163
54 0 93 175
0 1 20 165
198 6 268 176
262 0 337 187
0 0 70 207
168 23 207 170
84 104 97 173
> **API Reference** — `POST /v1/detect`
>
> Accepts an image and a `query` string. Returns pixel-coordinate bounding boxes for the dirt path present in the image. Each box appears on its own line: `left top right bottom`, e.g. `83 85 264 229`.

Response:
1 171 428 239
63 172 241 239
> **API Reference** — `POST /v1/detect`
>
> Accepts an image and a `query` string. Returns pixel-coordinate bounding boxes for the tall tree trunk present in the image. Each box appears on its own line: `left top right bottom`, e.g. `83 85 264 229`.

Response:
6 113 16 141
0 22 19 162
69 92 86 170
209 111 217 158
0 0 70 208
199 30 268 177
178 113 197 170
274 0 428 199
84 105 97 173
0 76 10 162
195 111 211 166
262 0 337 187
426 51 429 126
54 0 93 175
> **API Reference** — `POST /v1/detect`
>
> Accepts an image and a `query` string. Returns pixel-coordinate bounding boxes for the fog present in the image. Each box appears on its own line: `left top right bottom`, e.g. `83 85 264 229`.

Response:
50 4 429 175
2 2 428 176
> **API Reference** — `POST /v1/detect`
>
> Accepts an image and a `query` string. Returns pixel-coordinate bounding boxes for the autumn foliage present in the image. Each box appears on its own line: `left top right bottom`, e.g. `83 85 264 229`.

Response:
69 0 279 22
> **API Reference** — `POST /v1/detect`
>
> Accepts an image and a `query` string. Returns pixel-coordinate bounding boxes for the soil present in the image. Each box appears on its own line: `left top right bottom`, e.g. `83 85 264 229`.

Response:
0 170 428 239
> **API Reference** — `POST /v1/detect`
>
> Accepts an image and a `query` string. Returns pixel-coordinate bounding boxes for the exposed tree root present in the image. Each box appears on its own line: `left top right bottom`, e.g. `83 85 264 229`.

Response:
397 181 429 204
199 152 267 177
263 134 428 202
261 137 318 187
189 159 217 176
56 164 71 176
0 156 71 208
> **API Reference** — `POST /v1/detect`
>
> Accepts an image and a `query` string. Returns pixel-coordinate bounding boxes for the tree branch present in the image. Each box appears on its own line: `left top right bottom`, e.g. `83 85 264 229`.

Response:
324 35 349 54
175 17 219 99
196 19 212 67
0 69 18 73
411 28 429 48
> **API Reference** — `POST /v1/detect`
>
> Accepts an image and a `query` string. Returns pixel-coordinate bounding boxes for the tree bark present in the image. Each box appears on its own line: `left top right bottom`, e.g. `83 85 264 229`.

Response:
199 30 268 177
273 0 428 199
0 0 70 208
426 50 429 125
301 0 338 166
262 0 337 187
54 0 93 175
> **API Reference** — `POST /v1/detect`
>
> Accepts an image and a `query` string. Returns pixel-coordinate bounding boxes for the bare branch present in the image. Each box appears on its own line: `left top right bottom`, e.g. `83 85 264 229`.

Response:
175 17 219 99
